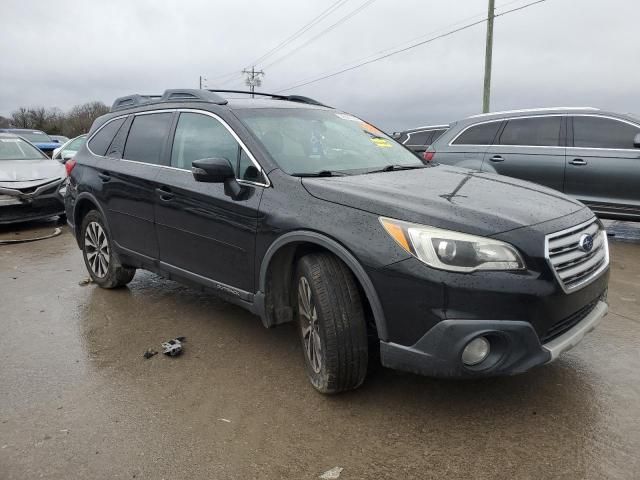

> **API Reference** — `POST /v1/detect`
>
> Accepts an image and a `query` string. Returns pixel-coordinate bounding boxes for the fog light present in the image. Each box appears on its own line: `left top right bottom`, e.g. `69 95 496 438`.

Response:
462 337 490 366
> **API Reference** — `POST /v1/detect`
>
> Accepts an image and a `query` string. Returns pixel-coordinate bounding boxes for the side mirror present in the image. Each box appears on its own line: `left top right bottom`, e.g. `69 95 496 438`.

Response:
634 133 640 148
192 157 235 183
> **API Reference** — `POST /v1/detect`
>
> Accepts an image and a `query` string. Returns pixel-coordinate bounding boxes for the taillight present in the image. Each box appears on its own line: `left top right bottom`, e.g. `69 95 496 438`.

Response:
65 159 77 176
423 151 435 162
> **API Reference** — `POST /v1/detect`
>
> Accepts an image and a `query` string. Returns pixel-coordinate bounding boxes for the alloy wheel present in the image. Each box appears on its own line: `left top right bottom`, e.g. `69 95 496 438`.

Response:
298 276 322 373
84 221 110 278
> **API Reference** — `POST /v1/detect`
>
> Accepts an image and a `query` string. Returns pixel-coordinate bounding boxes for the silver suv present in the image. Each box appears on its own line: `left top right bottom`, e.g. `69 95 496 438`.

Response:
427 107 640 220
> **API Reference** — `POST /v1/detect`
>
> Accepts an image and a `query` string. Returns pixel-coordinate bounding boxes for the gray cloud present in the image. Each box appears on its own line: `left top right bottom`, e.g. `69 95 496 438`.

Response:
1 0 638 131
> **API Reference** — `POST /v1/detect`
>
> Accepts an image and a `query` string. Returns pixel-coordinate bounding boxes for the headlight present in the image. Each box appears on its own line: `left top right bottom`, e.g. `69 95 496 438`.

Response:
380 217 525 272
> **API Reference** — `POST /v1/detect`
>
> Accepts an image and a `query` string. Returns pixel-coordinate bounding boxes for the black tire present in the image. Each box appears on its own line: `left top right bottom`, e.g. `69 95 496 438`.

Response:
294 253 368 394
80 210 135 288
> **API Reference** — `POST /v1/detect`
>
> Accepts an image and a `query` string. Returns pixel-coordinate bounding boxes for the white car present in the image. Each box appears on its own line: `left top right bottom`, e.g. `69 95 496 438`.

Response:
52 134 87 163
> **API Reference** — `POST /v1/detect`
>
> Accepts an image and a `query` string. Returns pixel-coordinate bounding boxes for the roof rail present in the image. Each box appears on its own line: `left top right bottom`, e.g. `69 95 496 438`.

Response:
207 89 330 108
110 89 228 112
467 107 599 119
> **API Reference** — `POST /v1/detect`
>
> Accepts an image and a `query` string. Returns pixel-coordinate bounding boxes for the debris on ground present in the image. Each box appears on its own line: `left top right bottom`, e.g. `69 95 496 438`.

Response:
319 467 343 479
78 278 93 286
161 338 184 356
218 418 231 423
0 227 62 245
143 349 158 359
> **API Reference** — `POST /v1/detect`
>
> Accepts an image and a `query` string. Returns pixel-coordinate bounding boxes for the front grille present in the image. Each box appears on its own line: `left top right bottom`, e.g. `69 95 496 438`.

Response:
545 218 609 292
540 299 599 344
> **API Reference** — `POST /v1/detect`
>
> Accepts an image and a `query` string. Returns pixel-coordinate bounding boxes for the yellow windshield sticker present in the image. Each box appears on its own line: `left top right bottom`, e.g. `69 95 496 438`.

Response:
371 138 392 148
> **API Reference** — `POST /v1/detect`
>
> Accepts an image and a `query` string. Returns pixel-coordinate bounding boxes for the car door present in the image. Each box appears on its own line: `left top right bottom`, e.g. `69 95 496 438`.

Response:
95 111 174 260
154 110 266 294
565 114 640 216
481 115 565 191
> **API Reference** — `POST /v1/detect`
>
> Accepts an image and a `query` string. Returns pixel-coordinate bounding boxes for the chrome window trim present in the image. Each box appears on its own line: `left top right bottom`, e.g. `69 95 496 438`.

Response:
86 108 271 188
404 127 447 146
569 114 640 152
448 114 566 148
544 217 610 294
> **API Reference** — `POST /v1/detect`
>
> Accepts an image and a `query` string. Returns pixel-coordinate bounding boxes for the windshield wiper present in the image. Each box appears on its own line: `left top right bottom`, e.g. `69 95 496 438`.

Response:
366 164 428 174
291 170 348 177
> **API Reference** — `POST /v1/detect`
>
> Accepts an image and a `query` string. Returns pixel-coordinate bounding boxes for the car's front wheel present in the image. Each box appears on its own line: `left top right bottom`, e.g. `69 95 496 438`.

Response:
295 253 368 394
80 210 135 288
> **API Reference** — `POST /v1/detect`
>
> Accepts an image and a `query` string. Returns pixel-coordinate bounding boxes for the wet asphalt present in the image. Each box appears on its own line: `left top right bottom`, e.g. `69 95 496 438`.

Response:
1 220 639 480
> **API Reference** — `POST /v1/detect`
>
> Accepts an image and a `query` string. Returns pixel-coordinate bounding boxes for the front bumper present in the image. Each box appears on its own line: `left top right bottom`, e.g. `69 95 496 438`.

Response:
380 300 608 378
0 178 66 225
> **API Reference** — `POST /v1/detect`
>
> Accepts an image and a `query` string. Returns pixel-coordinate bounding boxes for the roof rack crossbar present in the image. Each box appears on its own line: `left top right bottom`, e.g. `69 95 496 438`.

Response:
206 89 329 108
110 89 228 112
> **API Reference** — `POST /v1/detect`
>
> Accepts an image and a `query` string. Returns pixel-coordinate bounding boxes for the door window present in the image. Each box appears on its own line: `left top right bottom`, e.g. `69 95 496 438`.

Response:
498 117 561 147
60 136 86 157
452 121 502 145
171 112 263 182
573 116 640 149
123 113 173 164
88 118 126 156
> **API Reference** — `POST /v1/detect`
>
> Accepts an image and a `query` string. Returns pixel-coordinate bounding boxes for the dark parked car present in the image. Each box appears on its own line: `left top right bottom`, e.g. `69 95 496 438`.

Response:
427 107 640 220
0 132 66 224
392 125 448 154
65 90 609 393
0 128 62 157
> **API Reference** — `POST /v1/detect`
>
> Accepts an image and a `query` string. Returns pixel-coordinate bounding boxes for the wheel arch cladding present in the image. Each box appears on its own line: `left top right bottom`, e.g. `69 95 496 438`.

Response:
258 231 388 341
73 193 110 246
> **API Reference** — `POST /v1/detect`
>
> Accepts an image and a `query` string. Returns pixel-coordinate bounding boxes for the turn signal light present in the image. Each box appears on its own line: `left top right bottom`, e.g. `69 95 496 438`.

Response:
423 151 435 162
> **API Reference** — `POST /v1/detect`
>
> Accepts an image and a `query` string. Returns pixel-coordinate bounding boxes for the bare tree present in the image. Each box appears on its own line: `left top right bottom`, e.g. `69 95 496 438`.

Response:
10 107 31 128
7 102 109 137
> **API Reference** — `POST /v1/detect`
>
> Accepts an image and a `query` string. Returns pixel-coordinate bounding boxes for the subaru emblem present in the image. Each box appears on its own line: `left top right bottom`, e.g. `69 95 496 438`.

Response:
578 234 594 252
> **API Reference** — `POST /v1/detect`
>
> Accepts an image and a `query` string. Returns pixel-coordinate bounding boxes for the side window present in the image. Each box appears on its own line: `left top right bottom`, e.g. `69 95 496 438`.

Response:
61 136 86 156
573 116 640 149
123 113 173 164
430 129 446 143
452 121 502 146
498 117 561 147
88 118 126 156
406 131 431 146
171 112 264 182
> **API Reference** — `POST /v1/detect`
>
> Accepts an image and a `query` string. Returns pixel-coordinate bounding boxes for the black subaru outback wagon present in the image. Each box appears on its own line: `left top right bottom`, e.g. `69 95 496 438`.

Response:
65 89 609 393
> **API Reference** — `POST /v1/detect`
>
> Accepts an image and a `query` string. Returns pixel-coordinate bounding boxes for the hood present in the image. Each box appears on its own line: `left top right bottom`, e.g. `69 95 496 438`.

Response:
0 159 65 184
302 165 586 237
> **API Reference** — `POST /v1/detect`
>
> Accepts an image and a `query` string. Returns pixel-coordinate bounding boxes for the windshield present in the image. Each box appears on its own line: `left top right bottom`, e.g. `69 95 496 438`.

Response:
236 108 422 175
0 137 48 160
17 131 53 143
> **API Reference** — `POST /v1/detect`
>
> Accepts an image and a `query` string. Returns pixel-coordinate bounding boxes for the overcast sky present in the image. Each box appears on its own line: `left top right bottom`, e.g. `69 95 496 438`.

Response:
1 0 637 131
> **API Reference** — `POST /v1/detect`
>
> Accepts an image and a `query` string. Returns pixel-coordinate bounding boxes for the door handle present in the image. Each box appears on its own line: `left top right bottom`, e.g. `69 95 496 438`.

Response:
569 159 587 166
489 155 504 162
155 186 175 201
97 172 111 182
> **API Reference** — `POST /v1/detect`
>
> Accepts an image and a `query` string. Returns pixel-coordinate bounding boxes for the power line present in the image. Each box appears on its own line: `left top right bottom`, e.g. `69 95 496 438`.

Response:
261 0 377 70
270 0 525 92
247 0 350 68
274 0 548 93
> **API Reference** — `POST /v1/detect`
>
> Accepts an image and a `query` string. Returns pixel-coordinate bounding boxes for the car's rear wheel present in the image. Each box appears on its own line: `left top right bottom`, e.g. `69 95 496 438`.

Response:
80 210 135 288
295 253 368 394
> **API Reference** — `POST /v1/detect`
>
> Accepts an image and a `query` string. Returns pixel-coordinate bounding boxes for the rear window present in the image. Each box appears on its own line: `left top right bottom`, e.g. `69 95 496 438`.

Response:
573 116 640 149
123 113 173 164
17 131 53 143
405 131 432 146
0 137 47 160
88 118 126 156
498 117 561 147
452 122 501 146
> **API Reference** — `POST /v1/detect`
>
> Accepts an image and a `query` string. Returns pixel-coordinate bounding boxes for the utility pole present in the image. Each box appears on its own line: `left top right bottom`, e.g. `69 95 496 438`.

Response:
199 75 207 89
482 0 495 113
242 66 265 98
